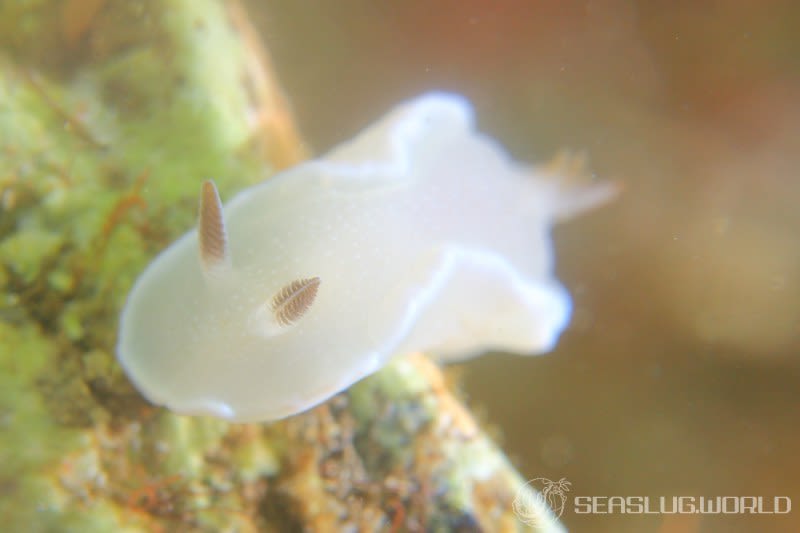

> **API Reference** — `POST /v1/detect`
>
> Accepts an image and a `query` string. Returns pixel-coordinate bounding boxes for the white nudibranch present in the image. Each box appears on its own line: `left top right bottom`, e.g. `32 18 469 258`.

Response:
116 92 616 422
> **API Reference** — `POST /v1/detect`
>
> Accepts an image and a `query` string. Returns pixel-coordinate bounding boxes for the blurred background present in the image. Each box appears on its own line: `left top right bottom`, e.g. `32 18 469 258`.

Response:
249 1 799 531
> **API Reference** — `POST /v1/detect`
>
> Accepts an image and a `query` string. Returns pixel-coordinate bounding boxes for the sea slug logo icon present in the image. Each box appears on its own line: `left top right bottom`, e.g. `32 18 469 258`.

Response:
513 477 571 526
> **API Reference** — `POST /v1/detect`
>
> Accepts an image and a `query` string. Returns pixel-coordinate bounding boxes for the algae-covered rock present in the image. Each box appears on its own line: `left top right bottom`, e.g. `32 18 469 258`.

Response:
0 1 560 531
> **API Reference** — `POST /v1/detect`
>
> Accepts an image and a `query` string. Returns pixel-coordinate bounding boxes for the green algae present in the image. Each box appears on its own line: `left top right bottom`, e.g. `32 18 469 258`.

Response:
0 322 85 530
1 2 288 530
0 228 63 284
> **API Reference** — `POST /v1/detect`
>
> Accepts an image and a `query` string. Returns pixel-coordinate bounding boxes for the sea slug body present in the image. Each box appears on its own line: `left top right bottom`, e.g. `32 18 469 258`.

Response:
116 92 615 422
